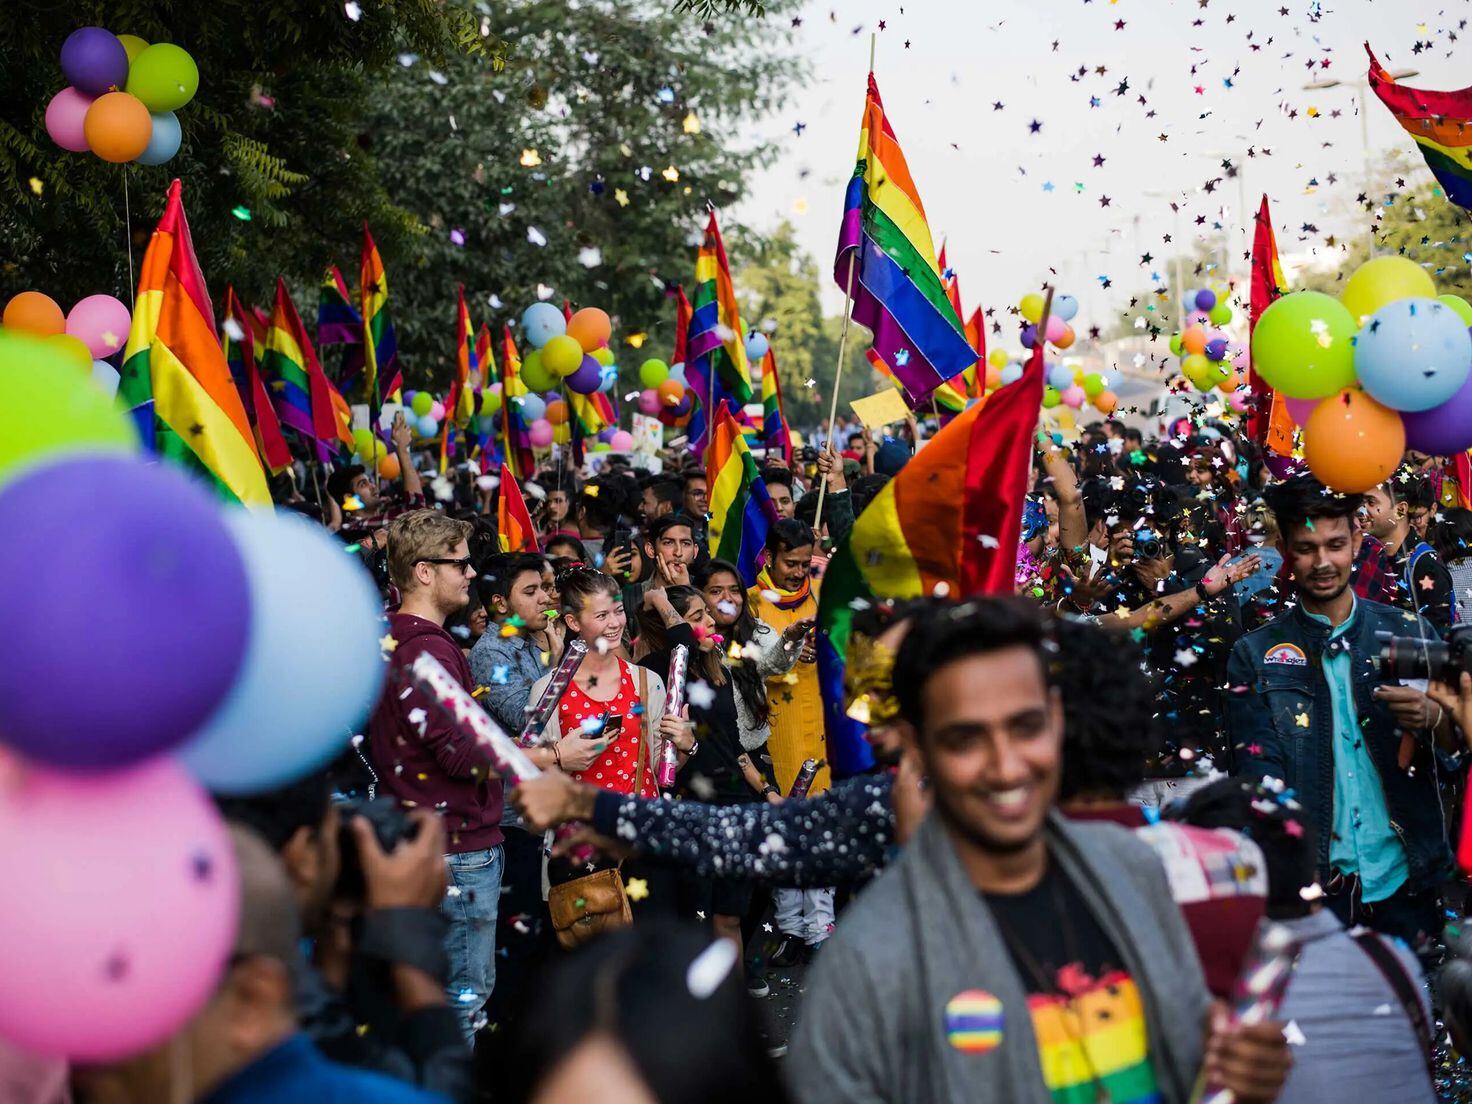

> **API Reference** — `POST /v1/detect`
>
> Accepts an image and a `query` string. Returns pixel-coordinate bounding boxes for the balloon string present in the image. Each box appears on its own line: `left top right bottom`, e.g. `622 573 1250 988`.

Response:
122 166 135 310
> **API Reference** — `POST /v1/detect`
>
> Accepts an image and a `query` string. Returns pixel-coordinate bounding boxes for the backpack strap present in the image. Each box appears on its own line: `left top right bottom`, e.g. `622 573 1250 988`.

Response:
1351 929 1435 1079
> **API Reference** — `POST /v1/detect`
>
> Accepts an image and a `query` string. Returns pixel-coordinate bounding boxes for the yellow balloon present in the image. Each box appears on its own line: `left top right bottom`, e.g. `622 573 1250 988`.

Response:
1181 353 1210 382
47 333 92 373
1341 256 1436 325
542 335 584 377
552 422 572 444
1019 293 1044 324
987 347 1008 369
117 34 150 65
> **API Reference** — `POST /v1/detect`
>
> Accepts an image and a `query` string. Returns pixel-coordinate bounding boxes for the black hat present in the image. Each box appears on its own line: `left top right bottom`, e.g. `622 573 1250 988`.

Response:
326 464 366 504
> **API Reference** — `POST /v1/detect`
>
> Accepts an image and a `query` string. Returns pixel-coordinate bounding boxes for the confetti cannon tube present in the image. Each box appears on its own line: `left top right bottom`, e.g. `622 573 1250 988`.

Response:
788 758 825 799
1190 919 1301 1104
657 644 688 791
519 639 588 746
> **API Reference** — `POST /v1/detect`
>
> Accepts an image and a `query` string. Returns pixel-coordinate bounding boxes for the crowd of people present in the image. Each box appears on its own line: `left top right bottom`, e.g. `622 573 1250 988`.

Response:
51 402 1472 1104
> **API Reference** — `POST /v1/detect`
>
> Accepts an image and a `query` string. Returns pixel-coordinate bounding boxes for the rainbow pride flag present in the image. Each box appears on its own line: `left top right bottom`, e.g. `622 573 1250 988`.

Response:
759 348 792 464
440 285 477 473
501 325 535 479
835 75 977 407
868 348 966 415
497 463 539 553
261 278 341 463
120 180 270 507
359 224 403 411
818 344 1044 776
707 403 778 586
318 265 361 346
686 211 752 451
222 285 291 475
1368 45 1472 209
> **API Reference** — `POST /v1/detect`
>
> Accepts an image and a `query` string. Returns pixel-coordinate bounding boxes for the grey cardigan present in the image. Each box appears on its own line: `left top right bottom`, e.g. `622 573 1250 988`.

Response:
789 810 1210 1104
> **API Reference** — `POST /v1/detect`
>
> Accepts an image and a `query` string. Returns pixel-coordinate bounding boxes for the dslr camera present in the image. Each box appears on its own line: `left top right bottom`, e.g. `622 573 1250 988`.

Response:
1376 626 1472 683
334 795 420 901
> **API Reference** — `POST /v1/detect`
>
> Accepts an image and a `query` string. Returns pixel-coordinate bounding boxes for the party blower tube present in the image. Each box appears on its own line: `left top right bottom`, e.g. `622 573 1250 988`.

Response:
519 639 588 746
788 758 825 799
657 644 689 792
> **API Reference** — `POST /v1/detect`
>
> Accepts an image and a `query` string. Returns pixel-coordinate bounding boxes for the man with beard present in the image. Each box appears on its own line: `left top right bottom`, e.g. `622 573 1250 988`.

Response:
1229 473 1455 948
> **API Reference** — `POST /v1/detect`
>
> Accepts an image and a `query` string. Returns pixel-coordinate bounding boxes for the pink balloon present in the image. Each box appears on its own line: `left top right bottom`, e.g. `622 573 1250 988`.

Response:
528 419 554 448
45 87 96 153
1044 315 1067 343
429 401 445 422
1228 390 1249 413
0 758 237 1061
1231 347 1249 371
610 430 635 451
1060 384 1086 409
65 294 131 358
637 388 662 415
1284 396 1319 426
1188 311 1212 328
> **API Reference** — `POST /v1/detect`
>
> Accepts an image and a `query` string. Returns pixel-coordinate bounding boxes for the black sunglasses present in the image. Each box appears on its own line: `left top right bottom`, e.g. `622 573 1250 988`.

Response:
419 556 474 571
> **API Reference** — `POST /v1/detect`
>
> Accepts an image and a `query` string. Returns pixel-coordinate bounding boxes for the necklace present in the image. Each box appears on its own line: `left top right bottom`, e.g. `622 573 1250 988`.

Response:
988 868 1113 1104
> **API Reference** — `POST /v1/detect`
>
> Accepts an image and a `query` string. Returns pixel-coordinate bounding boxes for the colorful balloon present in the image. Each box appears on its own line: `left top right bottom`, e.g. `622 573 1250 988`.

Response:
66 294 131 358
1249 291 1357 399
116 33 149 64
1353 298 1472 412
1438 293 1472 327
3 291 66 336
1284 396 1319 426
179 511 385 793
657 379 686 407
544 399 569 426
1341 256 1437 325
1053 294 1079 322
48 333 92 373
135 110 181 165
528 419 555 448
542 334 584 377
987 347 1009 369
517 393 546 421
84 92 153 163
91 358 120 397
1402 371 1472 455
1093 390 1118 414
745 332 771 362
1195 288 1217 312
0 456 249 769
44 87 96 152
1303 389 1406 493
519 349 557 393
410 391 433 416
124 43 199 112
1019 293 1045 324
565 307 611 353
610 430 636 451
1181 327 1207 356
566 355 602 394
60 27 129 96
520 302 565 348
377 452 400 480
638 388 663 415
479 386 503 416
639 358 670 388
1208 303 1234 326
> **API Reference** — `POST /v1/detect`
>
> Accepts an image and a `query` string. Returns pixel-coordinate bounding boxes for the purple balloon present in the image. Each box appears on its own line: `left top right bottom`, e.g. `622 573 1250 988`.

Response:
597 427 618 444
60 28 129 96
1020 324 1039 348
1402 371 1472 456
566 355 603 394
1205 338 1230 362
0 457 250 770
669 393 693 417
1195 288 1217 312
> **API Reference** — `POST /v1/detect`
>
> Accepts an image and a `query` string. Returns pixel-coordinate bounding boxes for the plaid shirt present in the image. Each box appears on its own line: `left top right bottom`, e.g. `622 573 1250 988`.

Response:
1351 534 1399 605
340 491 427 541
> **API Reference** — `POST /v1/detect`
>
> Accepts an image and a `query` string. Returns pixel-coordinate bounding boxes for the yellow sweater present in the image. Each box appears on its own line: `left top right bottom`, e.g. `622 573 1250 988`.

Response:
748 584 831 796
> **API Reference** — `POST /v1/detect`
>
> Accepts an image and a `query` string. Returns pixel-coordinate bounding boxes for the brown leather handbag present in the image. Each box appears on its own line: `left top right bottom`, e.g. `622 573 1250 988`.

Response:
546 665 651 950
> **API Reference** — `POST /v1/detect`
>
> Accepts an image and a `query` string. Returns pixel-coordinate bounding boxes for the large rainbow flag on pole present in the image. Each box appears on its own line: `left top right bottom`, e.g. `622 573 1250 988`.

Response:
686 211 752 452
1367 45 1472 210
261 278 341 462
706 402 778 586
120 179 270 507
501 325 536 479
439 285 477 473
835 75 978 407
359 224 403 413
759 348 792 465
222 286 291 475
818 341 1045 776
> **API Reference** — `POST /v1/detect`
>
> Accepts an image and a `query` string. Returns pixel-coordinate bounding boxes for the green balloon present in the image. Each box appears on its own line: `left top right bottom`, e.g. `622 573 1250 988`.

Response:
519 349 557 392
1169 333 1184 357
0 330 138 490
1082 372 1105 398
351 427 375 457
1248 291 1358 400
638 358 669 389
1208 303 1233 326
1041 386 1061 409
1439 293 1472 327
125 43 199 113
410 391 434 416
480 389 502 416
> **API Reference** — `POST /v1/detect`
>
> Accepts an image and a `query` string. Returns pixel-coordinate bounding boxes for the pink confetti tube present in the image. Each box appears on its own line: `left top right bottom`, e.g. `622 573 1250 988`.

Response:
519 639 588 746
788 758 825 799
657 645 688 791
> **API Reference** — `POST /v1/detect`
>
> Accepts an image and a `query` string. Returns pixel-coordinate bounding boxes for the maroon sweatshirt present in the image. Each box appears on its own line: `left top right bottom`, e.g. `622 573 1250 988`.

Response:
369 612 504 854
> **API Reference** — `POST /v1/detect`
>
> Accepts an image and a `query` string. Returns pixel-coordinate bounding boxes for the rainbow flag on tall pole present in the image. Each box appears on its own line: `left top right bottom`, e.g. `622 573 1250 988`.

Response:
120 179 270 507
685 211 752 453
834 74 978 407
318 265 364 392
759 347 792 465
501 325 535 479
222 286 292 475
261 278 341 463
1367 45 1472 209
440 285 477 474
359 224 403 415
706 402 778 586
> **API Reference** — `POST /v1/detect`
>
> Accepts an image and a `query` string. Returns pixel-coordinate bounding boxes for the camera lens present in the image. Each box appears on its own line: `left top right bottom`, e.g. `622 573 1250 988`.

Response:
1377 632 1450 682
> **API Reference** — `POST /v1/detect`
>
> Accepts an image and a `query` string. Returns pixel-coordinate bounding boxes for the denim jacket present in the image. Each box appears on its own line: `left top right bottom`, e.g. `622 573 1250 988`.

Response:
1227 598 1454 894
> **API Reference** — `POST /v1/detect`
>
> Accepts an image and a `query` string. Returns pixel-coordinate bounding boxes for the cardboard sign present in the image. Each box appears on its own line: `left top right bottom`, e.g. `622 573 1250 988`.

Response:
850 387 912 430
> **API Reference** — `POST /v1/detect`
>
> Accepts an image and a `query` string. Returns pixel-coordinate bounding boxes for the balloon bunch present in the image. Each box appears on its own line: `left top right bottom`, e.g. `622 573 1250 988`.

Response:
636 357 691 421
1169 286 1244 396
1250 255 1472 492
45 27 198 165
1018 291 1081 351
0 332 385 1062
2 288 132 395
994 291 1119 418
514 302 619 448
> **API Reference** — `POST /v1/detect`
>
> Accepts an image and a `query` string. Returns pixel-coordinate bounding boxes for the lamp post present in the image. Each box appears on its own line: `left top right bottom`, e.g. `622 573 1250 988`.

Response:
1302 69 1418 185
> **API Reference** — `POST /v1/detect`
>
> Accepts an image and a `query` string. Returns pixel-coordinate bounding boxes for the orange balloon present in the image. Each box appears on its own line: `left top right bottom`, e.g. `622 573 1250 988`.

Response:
1303 388 1405 493
1181 327 1207 356
48 333 93 373
1217 370 1241 393
1053 323 1076 350
3 291 66 336
378 452 401 480
84 92 152 163
985 364 1002 390
566 307 612 353
657 379 686 407
545 398 569 426
1093 390 1118 415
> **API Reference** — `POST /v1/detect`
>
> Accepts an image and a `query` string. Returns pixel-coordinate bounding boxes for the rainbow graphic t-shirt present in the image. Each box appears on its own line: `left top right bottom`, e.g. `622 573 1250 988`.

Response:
1026 969 1161 1104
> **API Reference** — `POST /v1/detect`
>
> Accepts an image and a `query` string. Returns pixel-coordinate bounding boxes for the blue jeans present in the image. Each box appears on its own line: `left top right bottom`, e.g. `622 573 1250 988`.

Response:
441 845 503 1042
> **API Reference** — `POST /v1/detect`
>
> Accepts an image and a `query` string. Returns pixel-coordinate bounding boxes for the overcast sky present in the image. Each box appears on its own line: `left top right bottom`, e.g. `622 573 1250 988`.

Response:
735 0 1461 335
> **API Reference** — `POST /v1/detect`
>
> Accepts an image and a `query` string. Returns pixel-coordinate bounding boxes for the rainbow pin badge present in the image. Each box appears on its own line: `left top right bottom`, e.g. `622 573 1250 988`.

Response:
944 989 1004 1054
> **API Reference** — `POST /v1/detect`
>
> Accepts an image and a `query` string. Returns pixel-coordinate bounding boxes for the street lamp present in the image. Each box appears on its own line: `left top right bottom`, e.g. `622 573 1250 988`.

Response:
1302 69 1418 182
1145 189 1185 328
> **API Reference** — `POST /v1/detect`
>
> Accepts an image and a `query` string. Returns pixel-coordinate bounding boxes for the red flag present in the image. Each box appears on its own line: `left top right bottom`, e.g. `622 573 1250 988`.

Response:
958 341 1046 596
1249 196 1294 455
498 463 539 553
964 307 988 399
672 284 692 366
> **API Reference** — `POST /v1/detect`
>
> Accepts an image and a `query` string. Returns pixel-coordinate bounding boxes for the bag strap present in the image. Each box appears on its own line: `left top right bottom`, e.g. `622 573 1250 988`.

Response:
1351 929 1435 1078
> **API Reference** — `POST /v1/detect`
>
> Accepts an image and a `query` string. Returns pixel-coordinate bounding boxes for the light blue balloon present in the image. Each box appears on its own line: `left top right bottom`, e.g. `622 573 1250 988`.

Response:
1354 297 1472 412
745 332 770 362
90 358 120 397
599 366 619 393
1047 363 1075 390
668 361 687 387
1000 363 1025 386
179 511 385 794
518 393 546 421
1053 294 1079 322
135 111 181 166
418 415 439 438
521 302 566 349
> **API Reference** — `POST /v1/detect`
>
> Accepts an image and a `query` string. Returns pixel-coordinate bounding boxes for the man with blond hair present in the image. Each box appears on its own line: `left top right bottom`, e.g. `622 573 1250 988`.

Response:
369 510 504 1043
